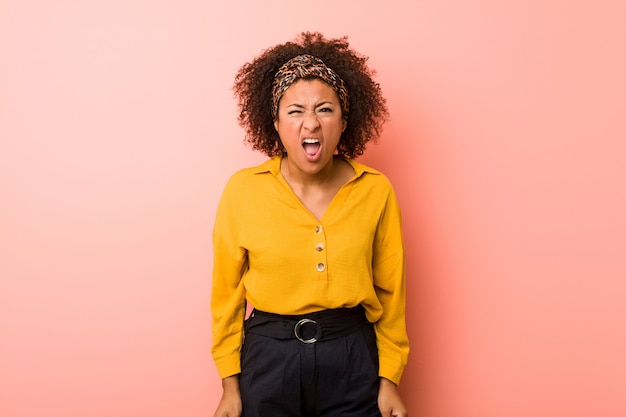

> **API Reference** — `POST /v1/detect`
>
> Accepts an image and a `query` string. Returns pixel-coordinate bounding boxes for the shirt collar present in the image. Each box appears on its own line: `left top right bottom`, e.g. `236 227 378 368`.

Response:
252 155 381 179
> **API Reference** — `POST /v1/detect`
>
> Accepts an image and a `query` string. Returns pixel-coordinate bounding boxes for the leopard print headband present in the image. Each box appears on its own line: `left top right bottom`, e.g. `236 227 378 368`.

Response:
271 54 349 120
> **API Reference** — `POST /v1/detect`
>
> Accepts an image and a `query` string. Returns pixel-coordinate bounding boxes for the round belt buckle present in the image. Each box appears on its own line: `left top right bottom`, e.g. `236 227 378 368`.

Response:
294 318 321 343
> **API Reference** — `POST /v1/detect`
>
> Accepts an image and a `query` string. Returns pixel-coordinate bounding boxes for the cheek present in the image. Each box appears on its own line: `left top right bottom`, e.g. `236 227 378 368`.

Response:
323 119 344 133
275 121 302 143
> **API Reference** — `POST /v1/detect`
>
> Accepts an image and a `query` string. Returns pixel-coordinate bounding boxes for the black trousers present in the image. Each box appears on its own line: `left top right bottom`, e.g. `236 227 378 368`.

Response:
239 309 382 417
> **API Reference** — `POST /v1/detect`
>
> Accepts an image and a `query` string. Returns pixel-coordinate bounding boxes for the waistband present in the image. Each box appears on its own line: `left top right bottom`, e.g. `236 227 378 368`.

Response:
244 305 368 344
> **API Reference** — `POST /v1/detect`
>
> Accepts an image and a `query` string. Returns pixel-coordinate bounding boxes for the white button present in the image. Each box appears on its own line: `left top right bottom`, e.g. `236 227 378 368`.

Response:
315 243 324 251
315 225 322 234
316 263 325 272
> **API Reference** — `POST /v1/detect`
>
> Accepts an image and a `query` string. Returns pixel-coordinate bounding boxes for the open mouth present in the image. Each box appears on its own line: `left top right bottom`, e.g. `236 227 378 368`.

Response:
302 138 321 156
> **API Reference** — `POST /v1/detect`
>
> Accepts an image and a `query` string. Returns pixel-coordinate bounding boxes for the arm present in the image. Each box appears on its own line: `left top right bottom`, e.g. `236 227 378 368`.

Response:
372 184 409 384
213 375 242 417
211 176 249 378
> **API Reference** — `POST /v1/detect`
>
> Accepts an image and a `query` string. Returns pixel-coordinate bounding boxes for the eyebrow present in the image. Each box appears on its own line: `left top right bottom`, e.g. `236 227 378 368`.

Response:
286 101 335 108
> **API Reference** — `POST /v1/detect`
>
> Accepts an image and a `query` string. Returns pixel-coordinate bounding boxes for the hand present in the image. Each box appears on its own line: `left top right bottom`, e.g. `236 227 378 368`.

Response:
213 375 242 417
378 377 408 417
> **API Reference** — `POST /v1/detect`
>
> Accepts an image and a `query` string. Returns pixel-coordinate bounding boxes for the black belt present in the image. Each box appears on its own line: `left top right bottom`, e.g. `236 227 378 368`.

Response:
244 305 368 344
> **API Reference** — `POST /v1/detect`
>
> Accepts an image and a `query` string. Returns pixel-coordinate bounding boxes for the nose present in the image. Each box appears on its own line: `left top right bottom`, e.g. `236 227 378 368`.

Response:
303 111 320 131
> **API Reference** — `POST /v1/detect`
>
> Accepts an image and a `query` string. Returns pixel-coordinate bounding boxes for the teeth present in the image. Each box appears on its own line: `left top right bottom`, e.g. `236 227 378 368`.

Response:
303 138 320 144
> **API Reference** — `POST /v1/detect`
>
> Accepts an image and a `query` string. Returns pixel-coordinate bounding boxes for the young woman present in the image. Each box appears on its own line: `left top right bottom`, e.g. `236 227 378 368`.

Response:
211 32 409 417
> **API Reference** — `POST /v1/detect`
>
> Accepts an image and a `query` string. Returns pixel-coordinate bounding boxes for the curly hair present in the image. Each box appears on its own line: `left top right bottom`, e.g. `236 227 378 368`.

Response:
233 32 389 159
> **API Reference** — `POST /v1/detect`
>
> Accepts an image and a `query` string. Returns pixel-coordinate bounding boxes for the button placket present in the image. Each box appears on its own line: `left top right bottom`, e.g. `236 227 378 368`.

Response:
314 224 327 278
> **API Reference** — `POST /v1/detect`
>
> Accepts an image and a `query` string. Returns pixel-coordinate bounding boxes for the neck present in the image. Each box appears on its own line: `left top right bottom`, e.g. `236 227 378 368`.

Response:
280 155 337 188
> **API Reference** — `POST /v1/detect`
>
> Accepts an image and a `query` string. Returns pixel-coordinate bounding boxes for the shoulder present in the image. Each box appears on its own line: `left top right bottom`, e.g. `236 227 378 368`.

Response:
347 159 394 189
223 157 280 190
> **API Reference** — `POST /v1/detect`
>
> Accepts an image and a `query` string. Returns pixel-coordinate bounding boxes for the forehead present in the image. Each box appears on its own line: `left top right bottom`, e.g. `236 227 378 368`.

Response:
280 78 340 104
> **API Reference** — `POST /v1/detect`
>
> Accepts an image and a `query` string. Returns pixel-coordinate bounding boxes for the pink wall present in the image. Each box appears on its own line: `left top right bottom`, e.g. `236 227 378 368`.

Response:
1 1 625 416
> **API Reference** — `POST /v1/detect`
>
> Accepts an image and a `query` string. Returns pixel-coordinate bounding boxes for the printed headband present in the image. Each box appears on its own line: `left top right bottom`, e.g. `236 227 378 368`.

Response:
271 54 349 120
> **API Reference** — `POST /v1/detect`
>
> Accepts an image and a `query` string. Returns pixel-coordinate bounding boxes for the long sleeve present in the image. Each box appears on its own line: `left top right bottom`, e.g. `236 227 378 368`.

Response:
372 185 409 384
211 176 248 378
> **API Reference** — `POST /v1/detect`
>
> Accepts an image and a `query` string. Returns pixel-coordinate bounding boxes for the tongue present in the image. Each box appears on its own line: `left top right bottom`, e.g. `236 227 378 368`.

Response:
303 142 320 155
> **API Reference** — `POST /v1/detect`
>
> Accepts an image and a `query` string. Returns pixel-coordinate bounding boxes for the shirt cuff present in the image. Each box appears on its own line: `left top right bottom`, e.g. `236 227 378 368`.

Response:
214 353 241 379
379 355 406 385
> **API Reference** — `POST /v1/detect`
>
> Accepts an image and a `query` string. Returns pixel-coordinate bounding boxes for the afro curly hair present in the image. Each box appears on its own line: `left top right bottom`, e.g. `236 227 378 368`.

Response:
233 32 389 159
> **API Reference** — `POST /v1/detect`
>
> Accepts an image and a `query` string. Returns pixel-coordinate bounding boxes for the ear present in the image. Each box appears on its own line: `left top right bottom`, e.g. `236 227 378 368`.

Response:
274 119 279 131
342 119 347 132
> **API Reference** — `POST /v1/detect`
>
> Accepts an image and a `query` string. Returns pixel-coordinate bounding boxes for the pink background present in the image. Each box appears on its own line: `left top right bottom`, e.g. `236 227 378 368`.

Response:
2 1 625 416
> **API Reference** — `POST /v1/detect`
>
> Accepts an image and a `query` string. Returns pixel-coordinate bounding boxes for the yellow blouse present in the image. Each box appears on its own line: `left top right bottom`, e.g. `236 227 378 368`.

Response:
211 156 409 385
